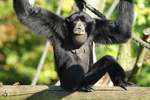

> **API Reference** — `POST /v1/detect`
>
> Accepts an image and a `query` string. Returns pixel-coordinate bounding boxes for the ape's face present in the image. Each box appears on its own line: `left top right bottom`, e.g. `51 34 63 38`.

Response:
71 18 87 47
73 19 86 35
68 12 94 35
67 12 94 47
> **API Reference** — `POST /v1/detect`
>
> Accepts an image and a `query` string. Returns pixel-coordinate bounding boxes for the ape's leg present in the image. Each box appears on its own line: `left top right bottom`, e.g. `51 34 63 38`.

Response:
79 55 134 91
60 64 85 91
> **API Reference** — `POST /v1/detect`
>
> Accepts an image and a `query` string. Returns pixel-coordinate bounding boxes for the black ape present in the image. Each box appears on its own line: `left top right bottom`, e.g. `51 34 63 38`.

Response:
13 0 134 91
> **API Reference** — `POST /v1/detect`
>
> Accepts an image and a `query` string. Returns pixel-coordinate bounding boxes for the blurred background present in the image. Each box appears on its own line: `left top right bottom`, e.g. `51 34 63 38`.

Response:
0 0 150 86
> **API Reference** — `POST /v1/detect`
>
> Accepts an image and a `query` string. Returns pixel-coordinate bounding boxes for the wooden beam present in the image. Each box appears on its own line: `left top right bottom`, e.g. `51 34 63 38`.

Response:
0 86 150 100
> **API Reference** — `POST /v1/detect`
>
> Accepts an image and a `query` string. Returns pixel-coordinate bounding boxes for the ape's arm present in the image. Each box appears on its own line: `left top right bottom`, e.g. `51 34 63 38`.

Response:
75 0 86 11
93 0 134 44
13 0 65 43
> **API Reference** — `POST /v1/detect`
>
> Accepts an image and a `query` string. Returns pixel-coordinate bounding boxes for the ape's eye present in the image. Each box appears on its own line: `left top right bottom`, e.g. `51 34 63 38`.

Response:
72 21 78 26
81 21 86 27
73 20 78 24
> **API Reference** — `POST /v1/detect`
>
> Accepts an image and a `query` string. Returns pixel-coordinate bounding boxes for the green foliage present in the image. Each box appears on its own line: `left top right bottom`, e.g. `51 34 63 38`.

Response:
133 65 150 86
0 0 13 16
0 0 58 85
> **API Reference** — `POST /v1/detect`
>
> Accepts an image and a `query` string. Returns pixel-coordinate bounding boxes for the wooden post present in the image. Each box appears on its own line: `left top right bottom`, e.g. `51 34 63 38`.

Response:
0 86 150 100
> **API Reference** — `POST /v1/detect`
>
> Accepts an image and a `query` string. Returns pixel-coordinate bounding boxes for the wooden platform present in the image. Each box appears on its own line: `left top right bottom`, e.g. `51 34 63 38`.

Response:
0 85 150 100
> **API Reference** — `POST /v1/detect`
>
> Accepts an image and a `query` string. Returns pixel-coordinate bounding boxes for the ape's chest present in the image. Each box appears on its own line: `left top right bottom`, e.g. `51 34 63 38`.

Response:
65 42 93 72
65 42 92 57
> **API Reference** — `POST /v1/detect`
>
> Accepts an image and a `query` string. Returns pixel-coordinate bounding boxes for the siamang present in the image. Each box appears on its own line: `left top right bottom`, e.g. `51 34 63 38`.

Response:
13 0 135 91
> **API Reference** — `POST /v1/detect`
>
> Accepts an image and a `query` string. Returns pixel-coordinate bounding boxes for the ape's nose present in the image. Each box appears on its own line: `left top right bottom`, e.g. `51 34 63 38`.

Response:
77 27 82 30
77 23 84 30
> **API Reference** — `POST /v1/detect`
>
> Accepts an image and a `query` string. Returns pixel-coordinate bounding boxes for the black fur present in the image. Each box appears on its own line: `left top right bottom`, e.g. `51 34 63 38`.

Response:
13 0 134 91
75 0 85 11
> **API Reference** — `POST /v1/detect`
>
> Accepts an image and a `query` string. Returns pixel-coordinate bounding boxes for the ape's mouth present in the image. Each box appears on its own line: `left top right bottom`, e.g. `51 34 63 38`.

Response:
73 29 86 35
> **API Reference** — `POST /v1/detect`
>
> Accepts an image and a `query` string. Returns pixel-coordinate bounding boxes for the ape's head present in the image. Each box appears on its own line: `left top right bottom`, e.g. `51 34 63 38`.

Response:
66 12 95 47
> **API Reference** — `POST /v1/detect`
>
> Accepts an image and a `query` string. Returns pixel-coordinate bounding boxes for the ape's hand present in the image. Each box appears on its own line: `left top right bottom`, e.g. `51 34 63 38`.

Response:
75 0 86 3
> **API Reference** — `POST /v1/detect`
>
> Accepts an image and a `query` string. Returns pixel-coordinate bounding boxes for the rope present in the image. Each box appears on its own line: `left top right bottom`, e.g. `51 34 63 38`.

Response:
132 35 150 49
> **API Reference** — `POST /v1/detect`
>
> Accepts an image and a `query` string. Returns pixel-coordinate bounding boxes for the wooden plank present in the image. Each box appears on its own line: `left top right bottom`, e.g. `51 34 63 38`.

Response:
0 85 150 100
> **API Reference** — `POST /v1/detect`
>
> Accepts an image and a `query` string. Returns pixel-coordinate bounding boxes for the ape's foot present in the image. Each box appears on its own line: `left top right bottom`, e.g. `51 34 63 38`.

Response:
78 86 94 92
117 81 138 90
